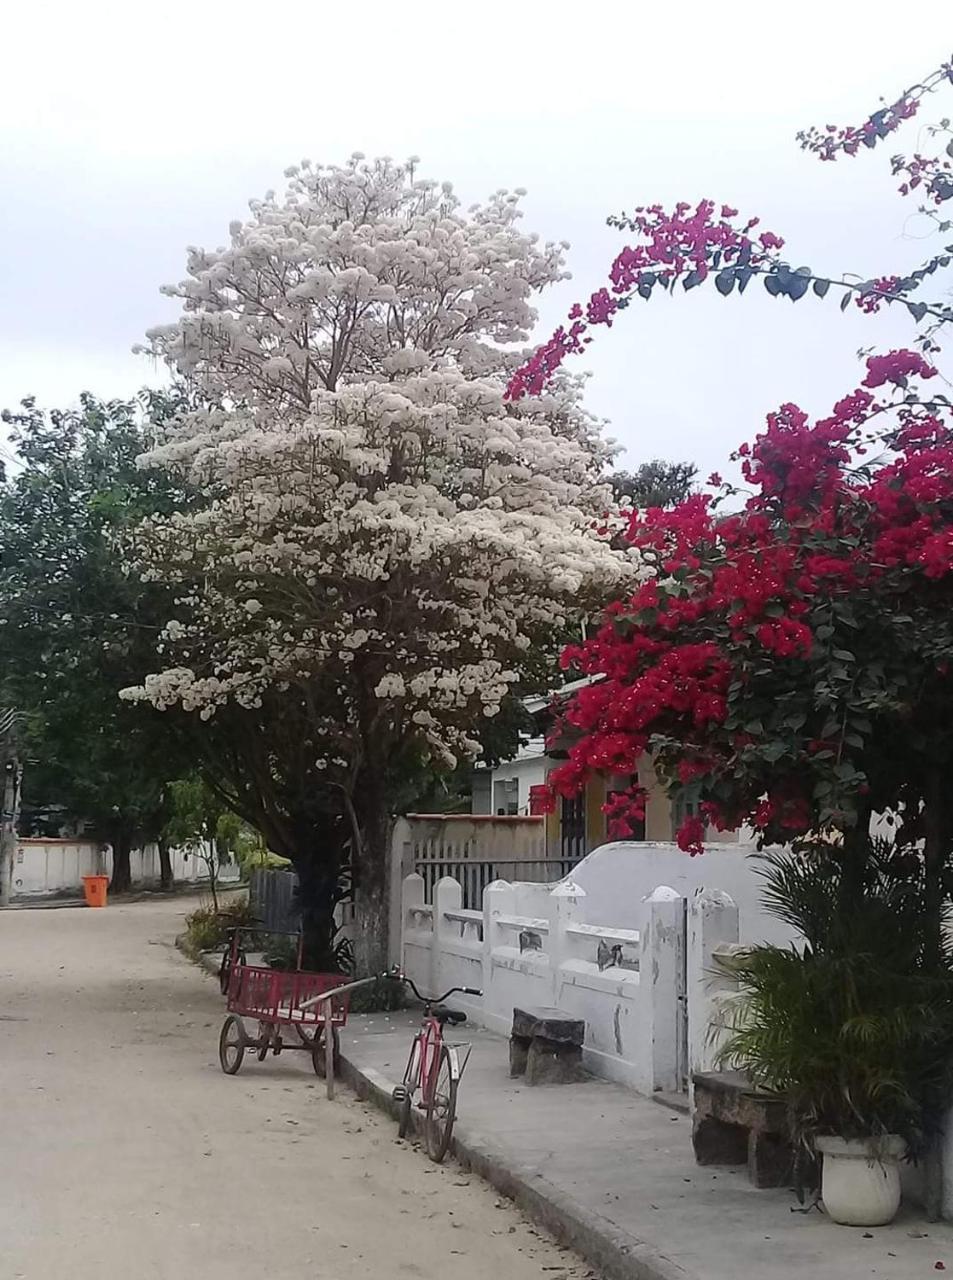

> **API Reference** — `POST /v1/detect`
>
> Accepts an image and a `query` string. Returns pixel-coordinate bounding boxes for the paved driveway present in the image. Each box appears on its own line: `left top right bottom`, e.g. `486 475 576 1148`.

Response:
0 896 587 1280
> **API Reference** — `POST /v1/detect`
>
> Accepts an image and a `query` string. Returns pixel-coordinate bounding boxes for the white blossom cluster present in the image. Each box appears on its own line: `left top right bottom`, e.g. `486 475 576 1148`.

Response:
124 155 638 771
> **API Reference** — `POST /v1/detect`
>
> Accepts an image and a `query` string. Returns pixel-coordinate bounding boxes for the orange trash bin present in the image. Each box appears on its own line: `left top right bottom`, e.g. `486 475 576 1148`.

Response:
82 875 109 908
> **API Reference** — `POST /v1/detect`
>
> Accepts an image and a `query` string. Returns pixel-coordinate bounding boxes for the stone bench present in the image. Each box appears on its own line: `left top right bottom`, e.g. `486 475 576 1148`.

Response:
692 1070 795 1188
510 1006 585 1085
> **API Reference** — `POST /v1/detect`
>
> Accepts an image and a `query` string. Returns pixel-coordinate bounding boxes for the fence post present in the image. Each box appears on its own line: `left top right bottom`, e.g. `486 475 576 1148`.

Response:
389 818 415 966
400 870 426 978
433 876 463 997
549 879 586 1006
641 885 684 1095
482 879 513 1028
688 887 740 1084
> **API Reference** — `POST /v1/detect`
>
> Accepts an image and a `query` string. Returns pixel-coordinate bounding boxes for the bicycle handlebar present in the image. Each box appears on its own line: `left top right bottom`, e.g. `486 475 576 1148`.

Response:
381 968 482 1004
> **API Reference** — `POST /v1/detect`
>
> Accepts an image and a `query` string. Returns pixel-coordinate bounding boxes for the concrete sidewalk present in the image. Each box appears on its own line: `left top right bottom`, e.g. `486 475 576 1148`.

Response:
337 1009 953 1280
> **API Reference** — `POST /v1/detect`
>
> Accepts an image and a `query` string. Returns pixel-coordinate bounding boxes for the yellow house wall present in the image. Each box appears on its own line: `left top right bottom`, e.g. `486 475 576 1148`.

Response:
544 754 740 856
585 775 607 849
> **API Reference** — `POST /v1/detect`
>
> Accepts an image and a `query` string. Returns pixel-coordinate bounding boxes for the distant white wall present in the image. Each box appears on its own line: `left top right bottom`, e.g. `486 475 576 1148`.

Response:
12 839 241 899
474 750 549 816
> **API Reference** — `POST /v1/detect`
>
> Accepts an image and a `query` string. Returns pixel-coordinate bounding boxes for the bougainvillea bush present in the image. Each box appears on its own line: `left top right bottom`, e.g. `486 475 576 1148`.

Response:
522 58 953 957
547 349 953 856
506 56 953 403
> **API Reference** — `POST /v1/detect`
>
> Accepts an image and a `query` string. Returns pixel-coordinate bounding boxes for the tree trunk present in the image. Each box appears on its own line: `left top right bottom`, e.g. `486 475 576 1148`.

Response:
110 830 132 894
352 790 392 979
204 844 220 914
294 851 343 972
0 753 21 908
158 836 174 892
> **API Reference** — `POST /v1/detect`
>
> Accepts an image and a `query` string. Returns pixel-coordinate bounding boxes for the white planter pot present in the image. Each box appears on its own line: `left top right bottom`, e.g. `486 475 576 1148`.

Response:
816 1135 905 1226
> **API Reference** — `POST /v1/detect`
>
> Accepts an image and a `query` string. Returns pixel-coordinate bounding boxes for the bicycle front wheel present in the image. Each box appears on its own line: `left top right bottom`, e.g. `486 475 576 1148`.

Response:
425 1045 458 1163
397 1036 421 1139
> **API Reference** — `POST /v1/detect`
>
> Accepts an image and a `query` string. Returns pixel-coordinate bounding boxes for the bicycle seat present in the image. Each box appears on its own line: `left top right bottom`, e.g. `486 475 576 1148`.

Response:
433 1006 467 1026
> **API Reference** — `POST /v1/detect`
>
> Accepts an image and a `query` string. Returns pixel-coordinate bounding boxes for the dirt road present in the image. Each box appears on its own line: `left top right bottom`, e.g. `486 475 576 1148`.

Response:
0 895 589 1280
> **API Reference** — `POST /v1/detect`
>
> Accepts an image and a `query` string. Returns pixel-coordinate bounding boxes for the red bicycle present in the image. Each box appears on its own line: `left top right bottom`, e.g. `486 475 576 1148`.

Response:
389 972 482 1163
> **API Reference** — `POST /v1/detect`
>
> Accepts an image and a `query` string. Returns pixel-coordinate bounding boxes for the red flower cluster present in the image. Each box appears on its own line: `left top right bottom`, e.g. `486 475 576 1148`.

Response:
862 349 938 388
797 97 920 161
504 201 782 401
797 60 953 164
675 815 706 855
893 152 953 203
603 787 648 841
545 352 953 850
855 276 902 314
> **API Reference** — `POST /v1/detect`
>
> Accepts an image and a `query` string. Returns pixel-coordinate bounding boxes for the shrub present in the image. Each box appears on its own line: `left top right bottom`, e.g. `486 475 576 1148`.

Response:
184 895 257 953
719 841 953 1155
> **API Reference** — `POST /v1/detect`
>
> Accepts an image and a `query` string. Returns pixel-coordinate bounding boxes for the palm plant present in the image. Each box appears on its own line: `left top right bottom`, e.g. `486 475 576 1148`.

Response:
718 839 953 1154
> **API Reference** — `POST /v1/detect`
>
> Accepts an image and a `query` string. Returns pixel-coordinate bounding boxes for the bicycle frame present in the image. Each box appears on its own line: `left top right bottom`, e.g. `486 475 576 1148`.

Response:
396 971 478 1102
415 1014 451 1104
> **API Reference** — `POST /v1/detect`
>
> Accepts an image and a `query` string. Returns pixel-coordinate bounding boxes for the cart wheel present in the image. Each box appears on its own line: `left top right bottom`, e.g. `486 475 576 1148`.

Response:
219 1016 246 1075
311 1026 340 1078
256 1022 273 1061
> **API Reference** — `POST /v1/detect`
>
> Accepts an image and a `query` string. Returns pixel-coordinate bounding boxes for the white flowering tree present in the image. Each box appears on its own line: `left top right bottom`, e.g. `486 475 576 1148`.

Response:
125 155 633 972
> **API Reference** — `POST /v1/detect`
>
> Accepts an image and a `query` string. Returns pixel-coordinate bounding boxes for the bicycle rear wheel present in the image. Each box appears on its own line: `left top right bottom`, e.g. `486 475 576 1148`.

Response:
425 1045 457 1163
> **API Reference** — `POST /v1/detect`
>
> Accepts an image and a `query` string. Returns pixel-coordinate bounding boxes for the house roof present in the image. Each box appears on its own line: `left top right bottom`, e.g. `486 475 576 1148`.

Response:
521 674 603 717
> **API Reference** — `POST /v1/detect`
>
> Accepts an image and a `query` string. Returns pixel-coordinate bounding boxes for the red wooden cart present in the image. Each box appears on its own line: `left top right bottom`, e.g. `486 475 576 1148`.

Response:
218 930 350 1078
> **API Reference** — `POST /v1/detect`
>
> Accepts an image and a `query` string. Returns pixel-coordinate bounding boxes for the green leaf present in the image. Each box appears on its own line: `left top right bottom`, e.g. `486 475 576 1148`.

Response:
840 291 852 312
715 269 735 296
788 274 810 301
832 649 856 662
813 278 831 298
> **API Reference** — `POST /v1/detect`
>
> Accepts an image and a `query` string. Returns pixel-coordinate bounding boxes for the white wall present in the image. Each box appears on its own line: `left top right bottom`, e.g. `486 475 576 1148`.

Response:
400 838 798 1095
474 748 549 816
401 868 691 1094
565 840 795 947
12 839 241 899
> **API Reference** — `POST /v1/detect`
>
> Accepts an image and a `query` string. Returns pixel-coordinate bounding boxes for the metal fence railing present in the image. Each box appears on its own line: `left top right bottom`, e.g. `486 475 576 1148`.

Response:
414 856 581 911
249 867 298 934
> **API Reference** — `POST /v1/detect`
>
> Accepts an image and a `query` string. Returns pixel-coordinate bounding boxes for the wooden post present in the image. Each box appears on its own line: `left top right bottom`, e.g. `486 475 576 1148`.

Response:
299 974 387 1101
325 1007 335 1100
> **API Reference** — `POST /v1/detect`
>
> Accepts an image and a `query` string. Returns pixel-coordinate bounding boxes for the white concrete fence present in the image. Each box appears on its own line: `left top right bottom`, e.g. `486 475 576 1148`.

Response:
401 855 762 1097
12 838 241 899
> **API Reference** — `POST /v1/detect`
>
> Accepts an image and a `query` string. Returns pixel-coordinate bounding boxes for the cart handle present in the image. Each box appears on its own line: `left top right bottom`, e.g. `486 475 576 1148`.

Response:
299 973 388 1100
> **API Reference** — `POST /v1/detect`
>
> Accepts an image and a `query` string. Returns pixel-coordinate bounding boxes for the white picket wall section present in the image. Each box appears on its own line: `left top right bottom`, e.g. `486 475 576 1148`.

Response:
402 869 713 1093
400 840 779 1097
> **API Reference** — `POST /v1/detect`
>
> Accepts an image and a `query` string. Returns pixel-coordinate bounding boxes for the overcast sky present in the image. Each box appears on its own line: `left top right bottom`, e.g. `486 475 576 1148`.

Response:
2 2 951 478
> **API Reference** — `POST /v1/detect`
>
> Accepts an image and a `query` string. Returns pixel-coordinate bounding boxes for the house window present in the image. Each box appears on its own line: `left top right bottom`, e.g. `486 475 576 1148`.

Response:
672 783 702 832
493 777 519 816
559 793 587 862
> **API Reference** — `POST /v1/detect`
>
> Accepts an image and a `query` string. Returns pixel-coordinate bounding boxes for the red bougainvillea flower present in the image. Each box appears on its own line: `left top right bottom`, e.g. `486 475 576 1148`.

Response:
542 352 953 851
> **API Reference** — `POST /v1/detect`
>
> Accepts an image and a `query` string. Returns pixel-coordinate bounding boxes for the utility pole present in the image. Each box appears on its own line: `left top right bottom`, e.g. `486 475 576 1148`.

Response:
0 708 22 908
